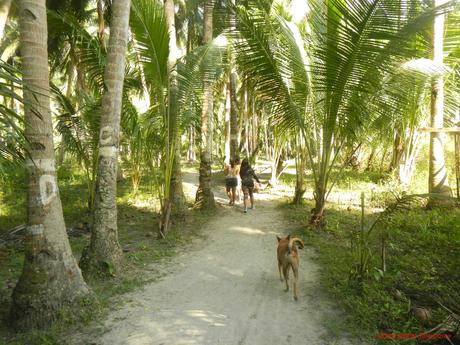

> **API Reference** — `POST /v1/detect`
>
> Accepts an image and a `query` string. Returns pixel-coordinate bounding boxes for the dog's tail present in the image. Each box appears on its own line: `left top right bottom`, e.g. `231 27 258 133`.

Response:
288 237 304 252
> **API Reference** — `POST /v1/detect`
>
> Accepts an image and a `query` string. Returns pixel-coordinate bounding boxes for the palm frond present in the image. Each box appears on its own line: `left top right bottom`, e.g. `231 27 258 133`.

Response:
0 61 25 167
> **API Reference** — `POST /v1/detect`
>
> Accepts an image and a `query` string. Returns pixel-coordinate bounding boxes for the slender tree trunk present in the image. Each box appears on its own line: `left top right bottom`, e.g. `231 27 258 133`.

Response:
311 184 326 227
186 19 196 163
12 0 91 329
251 105 259 162
57 55 77 167
229 1 239 161
97 0 106 50
379 146 388 173
79 0 131 275
293 132 306 205
224 83 231 163
428 0 452 205
310 130 329 227
195 0 216 209
229 72 239 161
365 146 376 171
243 86 249 157
0 0 11 40
389 132 404 173
188 125 196 162
165 0 187 221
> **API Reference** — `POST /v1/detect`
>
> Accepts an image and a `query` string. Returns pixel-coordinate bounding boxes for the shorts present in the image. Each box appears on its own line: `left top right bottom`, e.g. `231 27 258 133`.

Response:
226 177 238 188
242 180 254 195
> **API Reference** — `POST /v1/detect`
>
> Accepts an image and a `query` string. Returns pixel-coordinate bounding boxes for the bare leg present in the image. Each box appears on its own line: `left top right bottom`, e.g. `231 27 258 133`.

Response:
243 189 248 212
226 187 232 203
231 187 236 204
249 189 255 209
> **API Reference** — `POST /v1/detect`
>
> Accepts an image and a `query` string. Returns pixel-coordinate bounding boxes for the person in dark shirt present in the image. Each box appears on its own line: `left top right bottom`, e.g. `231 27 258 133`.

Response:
239 158 261 213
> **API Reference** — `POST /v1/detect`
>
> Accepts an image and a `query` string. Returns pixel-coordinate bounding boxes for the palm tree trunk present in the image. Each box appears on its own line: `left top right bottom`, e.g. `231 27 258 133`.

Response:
428 0 452 205
12 0 91 329
97 0 106 50
229 0 239 161
188 125 196 162
293 131 306 205
79 0 131 275
243 86 250 157
230 71 239 161
224 82 231 163
195 0 215 209
164 0 187 220
389 131 404 173
310 130 331 227
365 146 375 171
186 22 196 164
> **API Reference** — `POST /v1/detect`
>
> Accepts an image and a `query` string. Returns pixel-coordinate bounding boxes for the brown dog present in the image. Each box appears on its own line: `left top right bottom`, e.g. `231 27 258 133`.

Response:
276 234 304 300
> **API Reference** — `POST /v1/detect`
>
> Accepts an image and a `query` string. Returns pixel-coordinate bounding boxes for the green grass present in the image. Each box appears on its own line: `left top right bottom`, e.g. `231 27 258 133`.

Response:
0 165 212 345
280 195 460 344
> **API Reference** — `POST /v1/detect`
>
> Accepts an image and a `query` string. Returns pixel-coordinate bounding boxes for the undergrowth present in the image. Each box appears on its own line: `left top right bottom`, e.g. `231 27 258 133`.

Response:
281 197 460 344
0 166 212 345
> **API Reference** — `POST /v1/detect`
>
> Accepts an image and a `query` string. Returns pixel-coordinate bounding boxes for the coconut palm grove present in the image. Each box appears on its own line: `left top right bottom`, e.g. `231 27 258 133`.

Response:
0 0 460 344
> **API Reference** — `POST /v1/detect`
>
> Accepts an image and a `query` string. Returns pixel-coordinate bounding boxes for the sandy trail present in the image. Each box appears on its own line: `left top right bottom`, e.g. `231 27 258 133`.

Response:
95 174 354 345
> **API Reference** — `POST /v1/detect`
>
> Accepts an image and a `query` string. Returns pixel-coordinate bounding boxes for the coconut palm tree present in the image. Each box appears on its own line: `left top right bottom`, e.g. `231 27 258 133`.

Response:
79 0 131 275
428 0 453 203
195 0 216 209
164 0 188 222
130 0 226 234
11 0 91 329
233 0 458 226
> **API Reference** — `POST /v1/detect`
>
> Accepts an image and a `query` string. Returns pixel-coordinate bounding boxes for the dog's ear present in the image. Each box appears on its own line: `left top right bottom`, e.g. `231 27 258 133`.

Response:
276 235 281 242
287 234 291 240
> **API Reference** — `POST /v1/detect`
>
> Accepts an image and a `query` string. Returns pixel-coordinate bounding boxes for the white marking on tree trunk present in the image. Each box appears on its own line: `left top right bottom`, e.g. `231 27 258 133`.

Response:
99 146 117 157
100 126 113 145
39 174 57 206
25 158 56 172
27 224 44 236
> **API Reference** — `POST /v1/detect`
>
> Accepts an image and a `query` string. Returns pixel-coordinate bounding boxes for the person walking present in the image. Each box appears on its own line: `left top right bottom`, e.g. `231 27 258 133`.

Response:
239 158 261 213
224 158 240 205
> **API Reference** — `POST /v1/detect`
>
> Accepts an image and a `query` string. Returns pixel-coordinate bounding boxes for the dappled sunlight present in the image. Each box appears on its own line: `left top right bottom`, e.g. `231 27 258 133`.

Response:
229 226 265 235
220 266 245 277
109 309 228 345
182 181 198 200
186 309 227 327
123 197 160 213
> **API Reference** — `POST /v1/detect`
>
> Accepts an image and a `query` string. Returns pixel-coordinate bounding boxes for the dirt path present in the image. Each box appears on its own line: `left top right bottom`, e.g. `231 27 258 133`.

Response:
94 175 355 345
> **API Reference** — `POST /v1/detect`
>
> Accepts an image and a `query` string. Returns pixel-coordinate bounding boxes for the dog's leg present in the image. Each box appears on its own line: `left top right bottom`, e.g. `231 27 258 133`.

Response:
278 260 283 281
292 265 299 301
283 265 290 291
